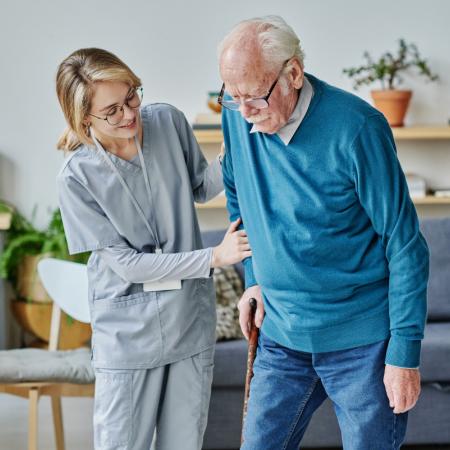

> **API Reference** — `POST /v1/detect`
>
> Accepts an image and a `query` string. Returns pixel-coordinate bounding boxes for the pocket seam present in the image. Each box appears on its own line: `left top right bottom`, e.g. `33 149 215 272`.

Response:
94 291 156 310
198 363 214 446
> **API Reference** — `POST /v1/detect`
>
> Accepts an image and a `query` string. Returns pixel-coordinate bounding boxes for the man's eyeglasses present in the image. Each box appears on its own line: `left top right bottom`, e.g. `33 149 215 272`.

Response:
89 87 143 126
218 60 289 111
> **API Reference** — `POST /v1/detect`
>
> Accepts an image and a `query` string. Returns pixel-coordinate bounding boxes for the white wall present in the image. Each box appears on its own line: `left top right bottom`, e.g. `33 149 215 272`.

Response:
1 0 449 230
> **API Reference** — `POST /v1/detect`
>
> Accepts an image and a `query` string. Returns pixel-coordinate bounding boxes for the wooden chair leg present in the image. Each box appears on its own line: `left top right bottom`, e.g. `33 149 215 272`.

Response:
28 388 40 450
51 396 65 450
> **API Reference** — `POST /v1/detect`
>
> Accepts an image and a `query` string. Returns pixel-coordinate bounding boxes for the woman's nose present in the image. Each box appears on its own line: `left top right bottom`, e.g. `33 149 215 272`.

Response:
123 103 136 120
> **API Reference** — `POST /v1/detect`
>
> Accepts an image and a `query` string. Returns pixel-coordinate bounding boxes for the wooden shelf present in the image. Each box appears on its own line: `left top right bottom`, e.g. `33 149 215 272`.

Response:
194 125 450 210
194 125 450 144
193 129 223 144
413 196 450 205
196 196 227 209
195 196 450 210
392 126 450 140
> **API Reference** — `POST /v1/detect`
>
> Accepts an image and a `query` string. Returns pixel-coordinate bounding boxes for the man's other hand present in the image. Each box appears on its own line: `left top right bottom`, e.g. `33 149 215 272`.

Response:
384 364 421 414
237 285 264 339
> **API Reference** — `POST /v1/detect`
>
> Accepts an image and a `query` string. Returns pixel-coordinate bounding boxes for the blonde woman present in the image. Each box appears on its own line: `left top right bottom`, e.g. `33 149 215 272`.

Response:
55 48 251 450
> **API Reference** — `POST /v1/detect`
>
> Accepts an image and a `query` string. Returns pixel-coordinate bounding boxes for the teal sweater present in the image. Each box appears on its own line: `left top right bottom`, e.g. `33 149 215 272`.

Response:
221 74 429 368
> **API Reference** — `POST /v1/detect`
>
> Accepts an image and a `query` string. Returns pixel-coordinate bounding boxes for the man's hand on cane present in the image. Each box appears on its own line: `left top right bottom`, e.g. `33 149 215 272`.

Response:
238 285 264 339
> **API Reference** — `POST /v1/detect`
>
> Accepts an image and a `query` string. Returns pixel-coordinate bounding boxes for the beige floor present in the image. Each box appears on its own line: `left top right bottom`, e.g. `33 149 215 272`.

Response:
1 394 449 450
0 394 94 450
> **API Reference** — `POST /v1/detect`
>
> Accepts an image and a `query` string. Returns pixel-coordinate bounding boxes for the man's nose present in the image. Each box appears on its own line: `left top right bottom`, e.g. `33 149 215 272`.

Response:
239 103 259 118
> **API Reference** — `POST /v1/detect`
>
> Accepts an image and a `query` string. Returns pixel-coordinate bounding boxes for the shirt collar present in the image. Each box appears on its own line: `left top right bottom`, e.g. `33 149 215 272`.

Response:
250 75 314 145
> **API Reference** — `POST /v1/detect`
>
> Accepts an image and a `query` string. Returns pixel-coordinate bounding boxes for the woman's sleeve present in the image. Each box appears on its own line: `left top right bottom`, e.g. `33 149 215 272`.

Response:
96 240 213 283
175 109 224 203
57 171 123 255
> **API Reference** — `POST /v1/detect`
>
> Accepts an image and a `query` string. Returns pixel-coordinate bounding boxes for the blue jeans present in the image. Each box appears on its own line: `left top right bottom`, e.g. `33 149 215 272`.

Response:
241 333 408 450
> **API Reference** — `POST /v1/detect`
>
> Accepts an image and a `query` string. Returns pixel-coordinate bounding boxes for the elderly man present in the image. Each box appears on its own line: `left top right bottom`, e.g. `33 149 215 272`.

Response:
218 16 429 450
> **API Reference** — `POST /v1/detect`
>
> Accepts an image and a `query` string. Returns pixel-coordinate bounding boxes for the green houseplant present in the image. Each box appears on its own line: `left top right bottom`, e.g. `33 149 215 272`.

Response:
343 38 438 126
0 201 89 296
0 201 91 348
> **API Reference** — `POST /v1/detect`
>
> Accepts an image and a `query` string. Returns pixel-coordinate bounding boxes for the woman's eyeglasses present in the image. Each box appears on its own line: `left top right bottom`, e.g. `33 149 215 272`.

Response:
89 87 143 126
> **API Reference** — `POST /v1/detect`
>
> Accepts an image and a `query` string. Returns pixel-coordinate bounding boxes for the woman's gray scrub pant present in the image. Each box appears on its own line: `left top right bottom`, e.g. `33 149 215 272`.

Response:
93 347 215 450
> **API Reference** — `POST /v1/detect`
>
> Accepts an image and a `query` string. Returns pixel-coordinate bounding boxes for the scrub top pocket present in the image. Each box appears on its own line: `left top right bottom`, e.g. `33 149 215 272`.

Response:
92 291 163 369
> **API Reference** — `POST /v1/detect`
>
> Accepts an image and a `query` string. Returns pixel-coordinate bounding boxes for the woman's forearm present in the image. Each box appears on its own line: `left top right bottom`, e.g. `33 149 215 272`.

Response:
97 242 213 283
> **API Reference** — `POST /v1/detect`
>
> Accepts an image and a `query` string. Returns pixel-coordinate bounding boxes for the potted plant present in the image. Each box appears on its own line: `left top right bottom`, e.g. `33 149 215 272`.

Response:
0 201 91 349
343 38 438 126
0 202 12 230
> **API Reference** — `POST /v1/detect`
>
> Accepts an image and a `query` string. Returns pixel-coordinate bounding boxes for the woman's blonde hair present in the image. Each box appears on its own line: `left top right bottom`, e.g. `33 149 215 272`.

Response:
56 48 141 151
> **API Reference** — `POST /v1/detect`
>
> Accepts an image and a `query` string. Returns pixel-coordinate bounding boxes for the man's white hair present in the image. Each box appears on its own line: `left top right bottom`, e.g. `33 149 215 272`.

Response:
218 15 305 72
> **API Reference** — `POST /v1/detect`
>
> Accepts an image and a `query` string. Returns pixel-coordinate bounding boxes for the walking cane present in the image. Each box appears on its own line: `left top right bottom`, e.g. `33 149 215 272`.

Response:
241 297 260 445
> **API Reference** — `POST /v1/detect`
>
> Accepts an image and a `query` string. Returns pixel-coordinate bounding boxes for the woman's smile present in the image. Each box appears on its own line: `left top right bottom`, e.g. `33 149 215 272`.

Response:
119 117 137 129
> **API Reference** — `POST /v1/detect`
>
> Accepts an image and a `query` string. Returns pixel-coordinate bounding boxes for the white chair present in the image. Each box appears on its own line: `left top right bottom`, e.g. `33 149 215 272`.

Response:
0 258 94 450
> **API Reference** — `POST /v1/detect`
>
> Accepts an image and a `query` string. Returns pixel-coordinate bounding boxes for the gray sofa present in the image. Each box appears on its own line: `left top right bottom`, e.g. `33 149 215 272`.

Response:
201 216 450 449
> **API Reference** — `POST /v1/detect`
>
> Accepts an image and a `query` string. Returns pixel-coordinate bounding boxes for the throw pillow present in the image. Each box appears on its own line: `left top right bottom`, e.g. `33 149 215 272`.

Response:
213 265 244 341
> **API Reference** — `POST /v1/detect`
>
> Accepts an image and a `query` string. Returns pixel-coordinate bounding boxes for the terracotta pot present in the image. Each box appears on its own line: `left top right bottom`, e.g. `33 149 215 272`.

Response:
371 90 412 127
11 300 91 350
16 254 52 303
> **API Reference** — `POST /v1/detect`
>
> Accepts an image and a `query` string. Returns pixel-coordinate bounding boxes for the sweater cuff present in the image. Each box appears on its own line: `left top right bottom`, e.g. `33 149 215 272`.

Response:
385 336 422 368
243 257 257 289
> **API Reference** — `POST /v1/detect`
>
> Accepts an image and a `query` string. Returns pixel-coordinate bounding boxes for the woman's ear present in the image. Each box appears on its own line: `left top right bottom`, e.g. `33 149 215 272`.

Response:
82 119 92 134
82 119 91 136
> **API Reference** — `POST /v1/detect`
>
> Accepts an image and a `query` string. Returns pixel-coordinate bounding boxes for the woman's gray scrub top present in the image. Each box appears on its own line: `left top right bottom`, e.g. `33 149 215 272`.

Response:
57 103 224 370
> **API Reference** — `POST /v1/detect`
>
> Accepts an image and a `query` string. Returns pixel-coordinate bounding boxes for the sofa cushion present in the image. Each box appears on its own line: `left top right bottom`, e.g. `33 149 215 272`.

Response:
420 217 450 321
420 322 450 382
201 229 244 281
0 347 95 384
212 323 450 386
212 339 248 387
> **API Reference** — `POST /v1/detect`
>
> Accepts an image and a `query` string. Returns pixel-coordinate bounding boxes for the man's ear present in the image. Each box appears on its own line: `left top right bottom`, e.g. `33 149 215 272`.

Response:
289 59 304 90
